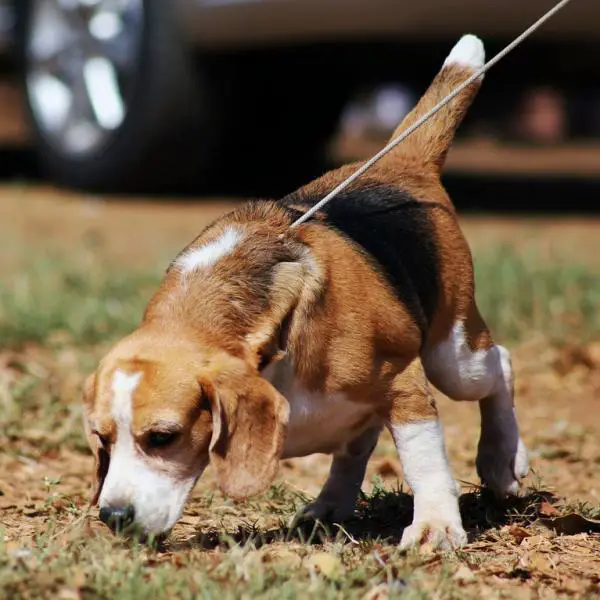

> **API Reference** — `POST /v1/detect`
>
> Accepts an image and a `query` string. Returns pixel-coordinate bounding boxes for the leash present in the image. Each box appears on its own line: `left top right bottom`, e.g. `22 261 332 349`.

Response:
289 0 574 229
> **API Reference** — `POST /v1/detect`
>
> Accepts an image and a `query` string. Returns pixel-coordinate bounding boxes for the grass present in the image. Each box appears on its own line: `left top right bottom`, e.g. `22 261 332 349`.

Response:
1 239 599 599
2 241 598 454
0 252 161 348
474 245 600 343
1 244 599 351
3 481 594 600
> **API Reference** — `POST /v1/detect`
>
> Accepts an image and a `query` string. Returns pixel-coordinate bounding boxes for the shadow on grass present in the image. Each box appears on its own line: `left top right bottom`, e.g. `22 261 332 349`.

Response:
176 487 557 551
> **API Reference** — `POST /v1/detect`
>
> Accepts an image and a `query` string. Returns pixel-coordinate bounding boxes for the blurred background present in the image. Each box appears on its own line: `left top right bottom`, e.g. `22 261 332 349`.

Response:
0 0 599 205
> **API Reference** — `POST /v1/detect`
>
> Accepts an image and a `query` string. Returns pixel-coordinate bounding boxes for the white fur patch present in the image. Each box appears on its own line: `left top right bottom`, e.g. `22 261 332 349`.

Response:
423 323 529 497
111 370 142 425
176 227 241 273
424 322 500 401
262 358 375 458
443 34 485 70
391 420 466 548
100 369 202 534
391 420 459 513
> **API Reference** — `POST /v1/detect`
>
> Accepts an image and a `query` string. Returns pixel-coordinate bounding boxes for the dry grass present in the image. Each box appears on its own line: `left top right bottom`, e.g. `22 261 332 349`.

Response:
0 189 599 599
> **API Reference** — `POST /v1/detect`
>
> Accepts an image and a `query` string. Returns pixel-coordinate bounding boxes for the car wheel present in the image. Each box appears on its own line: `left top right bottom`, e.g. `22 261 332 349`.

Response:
17 0 210 192
17 1 349 194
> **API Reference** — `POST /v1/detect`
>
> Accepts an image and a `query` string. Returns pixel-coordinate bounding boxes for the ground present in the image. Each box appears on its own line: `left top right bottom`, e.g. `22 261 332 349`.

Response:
0 185 599 599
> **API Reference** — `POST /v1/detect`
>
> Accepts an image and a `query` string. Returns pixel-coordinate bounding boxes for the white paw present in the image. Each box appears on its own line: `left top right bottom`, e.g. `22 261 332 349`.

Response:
291 499 356 525
477 436 529 497
400 519 467 552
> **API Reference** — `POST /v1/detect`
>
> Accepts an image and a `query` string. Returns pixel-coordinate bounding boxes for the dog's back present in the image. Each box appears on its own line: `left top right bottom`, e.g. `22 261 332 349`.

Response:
281 182 440 337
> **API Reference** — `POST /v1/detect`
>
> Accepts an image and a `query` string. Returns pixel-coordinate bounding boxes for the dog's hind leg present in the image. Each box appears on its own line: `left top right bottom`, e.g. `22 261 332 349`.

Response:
294 425 381 524
423 304 529 497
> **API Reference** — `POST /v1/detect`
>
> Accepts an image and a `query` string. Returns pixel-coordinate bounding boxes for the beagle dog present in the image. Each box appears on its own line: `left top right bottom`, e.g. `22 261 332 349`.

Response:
83 35 529 550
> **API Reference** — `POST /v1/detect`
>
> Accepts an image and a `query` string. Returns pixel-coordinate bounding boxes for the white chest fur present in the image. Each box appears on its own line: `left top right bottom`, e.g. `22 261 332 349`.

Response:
261 358 375 458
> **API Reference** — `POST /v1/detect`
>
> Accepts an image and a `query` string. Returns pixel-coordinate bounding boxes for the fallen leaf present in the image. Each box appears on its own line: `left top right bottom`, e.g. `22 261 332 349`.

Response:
58 589 82 600
306 552 342 579
508 525 531 544
263 548 303 569
72 570 87 589
528 552 556 578
540 448 572 461
585 342 600 369
22 506 47 517
521 534 551 549
553 345 595 375
539 513 600 535
561 545 595 556
178 516 202 527
453 565 476 583
362 581 406 600
539 501 560 517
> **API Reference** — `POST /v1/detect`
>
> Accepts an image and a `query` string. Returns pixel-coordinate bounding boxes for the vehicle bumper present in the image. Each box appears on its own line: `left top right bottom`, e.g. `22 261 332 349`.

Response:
178 0 600 49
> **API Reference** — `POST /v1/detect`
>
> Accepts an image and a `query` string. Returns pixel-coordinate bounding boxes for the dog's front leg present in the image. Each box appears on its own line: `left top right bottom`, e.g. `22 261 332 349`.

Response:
386 358 467 551
294 425 381 524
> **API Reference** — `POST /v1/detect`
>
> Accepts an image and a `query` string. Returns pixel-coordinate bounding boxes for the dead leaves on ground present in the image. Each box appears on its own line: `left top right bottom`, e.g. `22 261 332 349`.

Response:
540 512 600 535
305 552 343 579
1 341 600 599
455 504 600 596
552 341 600 375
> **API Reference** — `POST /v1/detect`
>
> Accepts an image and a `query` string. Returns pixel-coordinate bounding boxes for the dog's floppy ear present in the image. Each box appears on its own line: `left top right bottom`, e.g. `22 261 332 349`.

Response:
82 373 109 505
208 375 289 500
247 261 305 371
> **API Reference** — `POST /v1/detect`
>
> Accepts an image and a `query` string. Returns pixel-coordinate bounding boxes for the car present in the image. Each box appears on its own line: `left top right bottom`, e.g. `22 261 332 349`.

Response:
8 1 600 192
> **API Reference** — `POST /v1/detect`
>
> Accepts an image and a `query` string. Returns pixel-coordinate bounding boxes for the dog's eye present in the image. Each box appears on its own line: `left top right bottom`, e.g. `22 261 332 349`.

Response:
147 431 179 448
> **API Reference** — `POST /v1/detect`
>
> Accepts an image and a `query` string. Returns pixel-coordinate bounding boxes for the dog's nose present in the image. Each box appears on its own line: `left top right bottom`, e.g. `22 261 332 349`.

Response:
99 505 136 532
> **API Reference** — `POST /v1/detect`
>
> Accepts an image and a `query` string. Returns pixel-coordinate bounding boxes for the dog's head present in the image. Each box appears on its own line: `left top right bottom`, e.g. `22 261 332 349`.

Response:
82 209 323 536
83 337 290 536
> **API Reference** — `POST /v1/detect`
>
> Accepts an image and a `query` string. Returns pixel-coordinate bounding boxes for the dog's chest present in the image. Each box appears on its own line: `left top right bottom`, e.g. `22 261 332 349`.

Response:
262 359 374 458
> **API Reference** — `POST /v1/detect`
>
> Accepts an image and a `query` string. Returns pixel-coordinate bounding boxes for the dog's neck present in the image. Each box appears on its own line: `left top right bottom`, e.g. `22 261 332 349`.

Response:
140 202 315 368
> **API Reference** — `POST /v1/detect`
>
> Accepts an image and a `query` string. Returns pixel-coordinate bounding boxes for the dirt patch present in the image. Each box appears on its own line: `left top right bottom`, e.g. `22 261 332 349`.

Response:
1 186 599 598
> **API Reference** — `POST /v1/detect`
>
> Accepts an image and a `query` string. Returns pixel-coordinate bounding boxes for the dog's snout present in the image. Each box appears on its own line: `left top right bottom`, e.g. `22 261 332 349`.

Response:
99 505 136 532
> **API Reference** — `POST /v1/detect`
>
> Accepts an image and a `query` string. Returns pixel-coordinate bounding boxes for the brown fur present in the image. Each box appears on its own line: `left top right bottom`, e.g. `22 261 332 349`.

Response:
385 64 483 172
84 51 492 507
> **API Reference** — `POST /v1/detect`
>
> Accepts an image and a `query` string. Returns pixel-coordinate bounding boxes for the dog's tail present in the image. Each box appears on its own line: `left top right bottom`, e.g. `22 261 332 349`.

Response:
386 34 485 173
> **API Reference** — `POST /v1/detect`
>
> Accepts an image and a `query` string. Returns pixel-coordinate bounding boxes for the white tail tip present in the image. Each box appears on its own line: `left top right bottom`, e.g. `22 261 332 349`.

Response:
443 34 485 69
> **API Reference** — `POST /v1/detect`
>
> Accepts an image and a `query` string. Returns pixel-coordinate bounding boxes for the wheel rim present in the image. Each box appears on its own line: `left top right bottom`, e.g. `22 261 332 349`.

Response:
26 0 144 157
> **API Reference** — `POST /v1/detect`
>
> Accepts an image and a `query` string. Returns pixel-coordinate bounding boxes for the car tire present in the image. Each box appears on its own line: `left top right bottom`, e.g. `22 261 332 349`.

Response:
16 1 348 194
17 0 213 193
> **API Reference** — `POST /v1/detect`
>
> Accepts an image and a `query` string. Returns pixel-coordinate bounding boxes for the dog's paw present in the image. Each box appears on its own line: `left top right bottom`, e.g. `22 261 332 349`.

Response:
400 519 467 552
290 499 356 527
477 435 529 497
